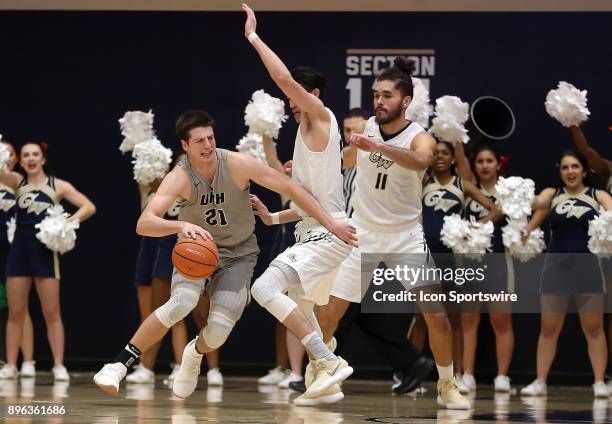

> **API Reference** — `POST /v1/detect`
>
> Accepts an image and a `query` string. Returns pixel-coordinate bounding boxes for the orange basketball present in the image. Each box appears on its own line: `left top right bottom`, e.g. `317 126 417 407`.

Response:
172 237 219 280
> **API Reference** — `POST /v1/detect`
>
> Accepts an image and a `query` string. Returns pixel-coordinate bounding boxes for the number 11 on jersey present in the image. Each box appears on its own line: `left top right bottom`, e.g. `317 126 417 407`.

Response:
375 173 388 190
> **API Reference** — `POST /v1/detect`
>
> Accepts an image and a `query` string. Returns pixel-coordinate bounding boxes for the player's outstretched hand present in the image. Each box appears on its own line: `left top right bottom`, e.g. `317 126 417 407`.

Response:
242 3 257 38
250 194 272 225
350 133 381 153
330 219 358 247
181 222 213 241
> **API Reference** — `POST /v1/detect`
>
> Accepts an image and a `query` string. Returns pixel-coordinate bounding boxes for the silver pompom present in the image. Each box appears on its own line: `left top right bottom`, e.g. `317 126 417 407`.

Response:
132 139 173 185
502 218 545 262
244 90 288 139
495 177 536 220
405 78 433 128
545 82 590 128
588 210 612 256
35 205 80 254
118 110 155 153
430 96 470 144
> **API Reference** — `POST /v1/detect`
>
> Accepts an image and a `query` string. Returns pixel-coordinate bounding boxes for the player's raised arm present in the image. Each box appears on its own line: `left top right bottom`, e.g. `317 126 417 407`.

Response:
137 167 211 240
242 3 328 121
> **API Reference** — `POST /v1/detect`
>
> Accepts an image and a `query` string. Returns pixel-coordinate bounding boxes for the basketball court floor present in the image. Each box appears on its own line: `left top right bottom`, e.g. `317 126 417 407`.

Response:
1 373 610 423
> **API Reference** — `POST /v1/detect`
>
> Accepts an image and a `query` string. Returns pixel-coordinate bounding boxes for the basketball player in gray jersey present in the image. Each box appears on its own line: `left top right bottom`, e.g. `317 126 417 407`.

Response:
94 110 356 398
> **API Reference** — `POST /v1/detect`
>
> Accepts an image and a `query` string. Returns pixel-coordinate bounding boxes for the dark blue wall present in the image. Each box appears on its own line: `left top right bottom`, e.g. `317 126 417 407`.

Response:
0 11 610 378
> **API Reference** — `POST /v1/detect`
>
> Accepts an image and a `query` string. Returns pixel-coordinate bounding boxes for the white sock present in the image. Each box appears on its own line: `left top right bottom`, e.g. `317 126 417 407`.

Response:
301 331 336 360
437 363 454 380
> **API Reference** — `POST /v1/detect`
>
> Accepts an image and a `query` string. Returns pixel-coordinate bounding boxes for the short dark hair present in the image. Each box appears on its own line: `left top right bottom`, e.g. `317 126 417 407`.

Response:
175 110 215 141
377 57 416 98
290 66 329 98
344 107 369 121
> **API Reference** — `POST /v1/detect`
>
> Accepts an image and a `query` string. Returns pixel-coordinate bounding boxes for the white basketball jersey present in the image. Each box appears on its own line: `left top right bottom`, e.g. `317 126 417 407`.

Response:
352 117 426 232
291 108 345 216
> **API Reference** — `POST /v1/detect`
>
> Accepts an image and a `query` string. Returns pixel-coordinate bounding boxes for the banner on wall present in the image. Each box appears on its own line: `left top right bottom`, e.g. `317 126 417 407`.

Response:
344 48 436 109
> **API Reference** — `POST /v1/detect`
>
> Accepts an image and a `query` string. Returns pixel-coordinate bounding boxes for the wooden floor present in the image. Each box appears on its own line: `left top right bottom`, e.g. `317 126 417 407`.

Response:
0 373 610 423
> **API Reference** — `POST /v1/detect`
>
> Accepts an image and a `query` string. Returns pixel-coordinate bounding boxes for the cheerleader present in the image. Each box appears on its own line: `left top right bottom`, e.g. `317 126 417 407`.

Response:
521 150 612 398
0 140 35 377
567 124 612 382
0 141 95 380
454 142 515 393
421 140 502 386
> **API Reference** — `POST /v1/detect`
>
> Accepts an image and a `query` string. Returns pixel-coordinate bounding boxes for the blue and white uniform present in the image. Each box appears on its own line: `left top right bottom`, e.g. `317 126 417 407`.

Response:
7 176 60 279
541 187 604 294
463 186 514 294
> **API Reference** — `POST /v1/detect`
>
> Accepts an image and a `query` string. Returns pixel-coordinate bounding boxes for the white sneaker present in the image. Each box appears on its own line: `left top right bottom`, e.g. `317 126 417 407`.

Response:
455 375 469 394
52 365 70 382
20 361 36 378
437 377 471 410
494 375 511 392
126 364 155 383
461 374 476 392
278 372 302 389
0 365 18 379
294 384 344 406
258 367 286 385
94 363 127 395
168 363 180 381
207 368 223 386
593 381 609 398
521 379 547 396
172 339 203 398
304 357 353 398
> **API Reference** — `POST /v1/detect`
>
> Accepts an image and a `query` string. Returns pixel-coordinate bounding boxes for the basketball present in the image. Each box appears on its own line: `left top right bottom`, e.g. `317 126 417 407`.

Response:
172 237 219 280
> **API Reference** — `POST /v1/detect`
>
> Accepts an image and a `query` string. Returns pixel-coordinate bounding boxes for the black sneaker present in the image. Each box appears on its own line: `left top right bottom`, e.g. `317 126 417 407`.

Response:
392 356 435 395
289 379 306 393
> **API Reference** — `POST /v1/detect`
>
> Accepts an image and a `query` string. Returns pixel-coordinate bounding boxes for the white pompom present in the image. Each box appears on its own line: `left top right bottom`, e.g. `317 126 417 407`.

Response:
0 138 10 173
588 210 612 256
405 78 433 128
118 110 156 153
132 139 173 185
494 176 536 220
244 90 288 139
545 81 590 128
236 132 268 163
35 205 80 254
430 96 470 144
502 218 545 262
440 214 494 261
6 216 16 244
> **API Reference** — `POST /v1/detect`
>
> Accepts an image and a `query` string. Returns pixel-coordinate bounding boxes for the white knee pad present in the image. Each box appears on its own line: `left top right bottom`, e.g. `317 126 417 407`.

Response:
154 288 199 328
201 289 247 349
251 263 299 322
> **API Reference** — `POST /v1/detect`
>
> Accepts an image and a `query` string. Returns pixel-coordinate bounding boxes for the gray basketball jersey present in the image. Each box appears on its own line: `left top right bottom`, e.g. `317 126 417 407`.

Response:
178 149 256 249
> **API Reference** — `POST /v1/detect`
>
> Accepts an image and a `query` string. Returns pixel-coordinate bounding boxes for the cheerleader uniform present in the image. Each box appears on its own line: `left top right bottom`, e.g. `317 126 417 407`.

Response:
134 192 161 286
6 177 60 279
151 201 181 279
0 183 16 282
463 186 514 294
540 187 604 294
422 175 465 269
0 183 16 321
